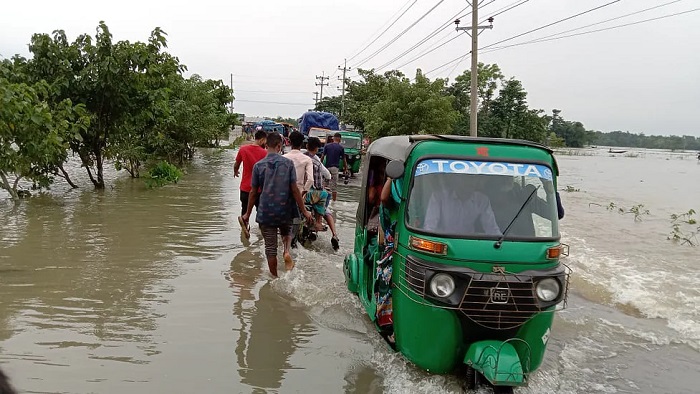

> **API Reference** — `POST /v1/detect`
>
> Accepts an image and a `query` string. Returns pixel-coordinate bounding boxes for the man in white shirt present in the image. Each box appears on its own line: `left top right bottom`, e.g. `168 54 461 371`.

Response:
423 176 502 237
285 131 313 194
305 137 340 250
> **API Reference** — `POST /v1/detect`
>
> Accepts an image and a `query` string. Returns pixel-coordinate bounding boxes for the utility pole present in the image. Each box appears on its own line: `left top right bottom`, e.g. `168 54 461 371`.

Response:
338 59 351 121
230 73 234 113
455 3 494 137
315 72 329 100
313 91 320 106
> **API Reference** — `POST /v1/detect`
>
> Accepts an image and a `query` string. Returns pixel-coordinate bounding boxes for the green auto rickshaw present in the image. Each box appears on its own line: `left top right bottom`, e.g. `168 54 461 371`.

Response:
344 135 570 393
337 131 363 175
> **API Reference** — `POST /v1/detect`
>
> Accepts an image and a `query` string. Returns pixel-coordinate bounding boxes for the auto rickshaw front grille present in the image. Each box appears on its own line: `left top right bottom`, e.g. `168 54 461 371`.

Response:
404 257 427 294
458 277 540 330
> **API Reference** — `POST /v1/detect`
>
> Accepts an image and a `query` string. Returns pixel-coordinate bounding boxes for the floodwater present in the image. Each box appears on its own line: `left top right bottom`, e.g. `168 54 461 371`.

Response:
1 143 699 393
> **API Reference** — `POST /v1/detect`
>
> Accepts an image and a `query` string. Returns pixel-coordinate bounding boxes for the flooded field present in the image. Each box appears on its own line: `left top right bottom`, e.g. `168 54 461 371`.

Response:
1 144 699 393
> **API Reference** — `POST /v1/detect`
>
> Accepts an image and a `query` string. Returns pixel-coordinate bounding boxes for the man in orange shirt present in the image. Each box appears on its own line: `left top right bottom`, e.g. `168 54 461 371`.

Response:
234 130 267 237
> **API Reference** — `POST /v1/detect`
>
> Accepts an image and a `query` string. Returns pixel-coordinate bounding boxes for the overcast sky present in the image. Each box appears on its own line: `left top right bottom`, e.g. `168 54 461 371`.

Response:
1 0 699 136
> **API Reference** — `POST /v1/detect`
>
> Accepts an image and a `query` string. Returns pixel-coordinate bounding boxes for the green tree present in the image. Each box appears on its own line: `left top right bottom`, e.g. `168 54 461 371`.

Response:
447 63 505 135
591 130 700 150
314 96 342 117
24 22 151 188
151 75 234 165
364 69 458 138
480 78 548 143
109 29 188 177
272 117 298 127
550 109 593 147
345 69 405 131
447 63 504 115
0 62 89 201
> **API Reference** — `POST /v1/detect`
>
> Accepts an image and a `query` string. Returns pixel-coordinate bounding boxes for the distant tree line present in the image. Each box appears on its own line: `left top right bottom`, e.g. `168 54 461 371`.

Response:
315 63 697 151
591 131 700 151
1 22 235 201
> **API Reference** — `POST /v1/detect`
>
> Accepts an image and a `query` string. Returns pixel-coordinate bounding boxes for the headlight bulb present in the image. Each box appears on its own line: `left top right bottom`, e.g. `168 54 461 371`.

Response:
430 273 455 298
535 278 561 302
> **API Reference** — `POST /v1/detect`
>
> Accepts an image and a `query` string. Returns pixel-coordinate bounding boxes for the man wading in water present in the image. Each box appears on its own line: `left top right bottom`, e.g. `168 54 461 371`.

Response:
305 136 340 250
235 129 267 238
239 132 313 277
320 132 348 202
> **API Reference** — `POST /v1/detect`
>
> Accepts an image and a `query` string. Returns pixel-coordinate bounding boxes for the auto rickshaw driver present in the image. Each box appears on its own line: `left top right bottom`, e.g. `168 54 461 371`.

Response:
422 174 501 237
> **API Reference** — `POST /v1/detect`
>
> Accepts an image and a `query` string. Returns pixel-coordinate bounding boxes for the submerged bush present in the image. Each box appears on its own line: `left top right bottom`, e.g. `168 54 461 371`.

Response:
589 201 650 222
144 161 183 188
668 209 698 246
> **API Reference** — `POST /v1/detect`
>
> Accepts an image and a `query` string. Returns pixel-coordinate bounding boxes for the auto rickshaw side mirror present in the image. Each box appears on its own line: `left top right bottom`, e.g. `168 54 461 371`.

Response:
385 160 405 179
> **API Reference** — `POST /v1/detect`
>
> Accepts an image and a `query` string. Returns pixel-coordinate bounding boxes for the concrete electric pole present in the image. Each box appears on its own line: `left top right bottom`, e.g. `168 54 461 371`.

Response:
230 73 234 113
313 91 320 106
338 59 351 121
455 2 494 137
315 72 330 100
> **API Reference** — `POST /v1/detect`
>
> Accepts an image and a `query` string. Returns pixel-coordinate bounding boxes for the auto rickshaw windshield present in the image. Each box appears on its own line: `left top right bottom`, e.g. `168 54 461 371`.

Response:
340 137 361 150
406 158 559 239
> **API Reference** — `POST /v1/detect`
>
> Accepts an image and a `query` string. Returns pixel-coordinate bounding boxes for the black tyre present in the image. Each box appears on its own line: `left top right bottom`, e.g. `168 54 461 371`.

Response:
465 366 478 390
493 386 514 394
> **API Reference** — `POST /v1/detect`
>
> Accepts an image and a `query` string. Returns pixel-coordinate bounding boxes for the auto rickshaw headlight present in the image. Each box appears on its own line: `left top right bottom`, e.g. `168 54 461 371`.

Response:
430 273 455 298
535 278 561 302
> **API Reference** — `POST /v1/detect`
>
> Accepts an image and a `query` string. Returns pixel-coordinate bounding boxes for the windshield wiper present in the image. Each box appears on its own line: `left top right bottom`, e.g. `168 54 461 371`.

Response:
494 186 540 249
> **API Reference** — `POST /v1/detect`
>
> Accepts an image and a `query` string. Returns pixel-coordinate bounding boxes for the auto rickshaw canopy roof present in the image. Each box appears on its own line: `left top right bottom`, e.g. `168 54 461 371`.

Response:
365 135 553 162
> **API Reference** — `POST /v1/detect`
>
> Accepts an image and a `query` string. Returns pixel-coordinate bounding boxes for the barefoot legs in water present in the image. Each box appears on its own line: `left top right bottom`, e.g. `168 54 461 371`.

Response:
282 233 295 271
266 256 278 278
324 213 340 250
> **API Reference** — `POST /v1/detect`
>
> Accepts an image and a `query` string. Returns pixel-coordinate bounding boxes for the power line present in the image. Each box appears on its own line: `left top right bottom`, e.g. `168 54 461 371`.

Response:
232 74 304 81
481 0 623 51
426 0 624 76
446 52 470 79
434 0 528 78
425 53 470 76
347 0 419 62
391 0 528 71
396 31 464 70
315 72 330 99
236 99 312 106
235 81 312 89
426 4 697 77
499 0 682 45
483 7 700 53
375 4 473 71
352 0 447 69
236 90 311 94
484 0 531 21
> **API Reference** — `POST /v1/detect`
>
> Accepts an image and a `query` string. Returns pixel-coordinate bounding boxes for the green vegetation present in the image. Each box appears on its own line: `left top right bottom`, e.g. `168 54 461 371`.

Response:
271 117 299 127
593 131 700 151
668 209 698 246
315 63 594 146
144 161 183 188
555 149 594 156
0 67 90 200
590 202 650 222
1 22 234 201
316 63 698 150
220 135 246 150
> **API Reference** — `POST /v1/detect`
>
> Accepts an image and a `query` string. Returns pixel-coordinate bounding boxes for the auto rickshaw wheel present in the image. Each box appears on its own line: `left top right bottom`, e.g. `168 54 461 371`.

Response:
464 366 478 390
492 386 514 394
